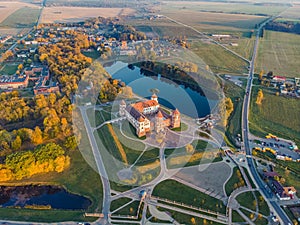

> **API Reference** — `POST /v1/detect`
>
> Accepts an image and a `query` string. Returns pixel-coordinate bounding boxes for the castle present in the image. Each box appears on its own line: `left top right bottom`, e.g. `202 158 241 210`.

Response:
119 94 181 137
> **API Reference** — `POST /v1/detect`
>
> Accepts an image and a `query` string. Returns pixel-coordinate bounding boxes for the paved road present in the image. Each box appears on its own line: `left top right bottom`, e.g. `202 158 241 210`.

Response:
241 17 293 225
79 106 111 224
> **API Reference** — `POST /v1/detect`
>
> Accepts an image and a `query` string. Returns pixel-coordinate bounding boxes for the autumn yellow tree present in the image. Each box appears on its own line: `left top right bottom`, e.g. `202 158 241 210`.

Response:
256 89 264 105
185 144 195 154
31 126 43 145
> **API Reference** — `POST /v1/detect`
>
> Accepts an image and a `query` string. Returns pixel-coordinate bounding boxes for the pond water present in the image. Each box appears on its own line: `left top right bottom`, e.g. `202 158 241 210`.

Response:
105 61 217 118
0 185 91 210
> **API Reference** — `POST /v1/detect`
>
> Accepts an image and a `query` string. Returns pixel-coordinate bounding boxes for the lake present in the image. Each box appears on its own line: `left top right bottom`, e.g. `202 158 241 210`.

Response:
105 61 217 118
0 185 91 210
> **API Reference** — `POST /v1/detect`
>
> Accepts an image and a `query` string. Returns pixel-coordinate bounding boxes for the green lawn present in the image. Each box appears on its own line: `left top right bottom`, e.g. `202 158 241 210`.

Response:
236 191 256 211
255 191 270 216
232 210 245 222
156 206 223 225
153 180 226 214
0 64 18 75
256 30 300 78
0 7 41 28
249 86 300 146
110 197 132 212
225 167 245 196
0 208 97 223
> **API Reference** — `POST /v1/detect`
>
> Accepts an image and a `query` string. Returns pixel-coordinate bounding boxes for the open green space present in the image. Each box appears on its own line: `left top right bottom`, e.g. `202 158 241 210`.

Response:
225 167 245 196
156 206 223 225
0 7 41 28
236 191 256 211
112 200 140 216
191 41 248 75
249 86 300 146
0 64 18 75
153 180 226 214
256 30 300 78
0 208 97 223
242 166 256 188
232 210 245 222
110 197 133 212
254 191 270 216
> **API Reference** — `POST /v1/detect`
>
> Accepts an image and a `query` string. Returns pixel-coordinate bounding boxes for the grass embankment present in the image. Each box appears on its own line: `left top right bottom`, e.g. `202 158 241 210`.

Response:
249 86 300 145
0 7 41 28
0 208 97 223
223 79 245 147
225 167 245 196
165 140 222 169
153 180 226 214
256 30 300 78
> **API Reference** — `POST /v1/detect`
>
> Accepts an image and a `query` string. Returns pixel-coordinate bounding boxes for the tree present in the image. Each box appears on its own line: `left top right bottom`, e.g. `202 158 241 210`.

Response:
256 89 264 105
64 136 78 151
191 217 196 225
266 71 273 79
258 70 264 81
11 136 22 151
31 126 43 145
185 144 194 154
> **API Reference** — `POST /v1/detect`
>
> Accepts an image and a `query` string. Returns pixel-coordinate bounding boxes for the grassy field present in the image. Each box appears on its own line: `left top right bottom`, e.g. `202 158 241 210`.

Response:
225 167 245 196
223 79 245 146
153 179 226 214
254 191 270 216
191 41 249 74
159 10 267 33
161 1 289 16
40 7 135 23
232 210 245 222
156 206 224 225
236 191 256 211
0 208 97 223
279 5 300 20
256 30 300 78
0 2 40 24
0 7 41 28
249 86 300 146
0 64 18 75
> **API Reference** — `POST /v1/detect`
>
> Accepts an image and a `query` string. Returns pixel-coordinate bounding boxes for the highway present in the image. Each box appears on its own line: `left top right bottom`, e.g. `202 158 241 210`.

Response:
241 17 293 225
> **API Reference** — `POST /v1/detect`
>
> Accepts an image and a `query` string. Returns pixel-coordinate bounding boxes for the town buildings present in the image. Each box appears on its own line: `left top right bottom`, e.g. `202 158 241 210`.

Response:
119 94 181 137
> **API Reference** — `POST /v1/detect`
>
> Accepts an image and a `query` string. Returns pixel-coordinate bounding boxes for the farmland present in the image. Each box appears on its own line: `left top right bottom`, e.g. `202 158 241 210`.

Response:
191 40 248 74
249 86 300 146
256 30 300 78
0 7 41 28
0 2 40 24
40 7 135 24
161 1 289 16
279 5 300 20
159 10 267 33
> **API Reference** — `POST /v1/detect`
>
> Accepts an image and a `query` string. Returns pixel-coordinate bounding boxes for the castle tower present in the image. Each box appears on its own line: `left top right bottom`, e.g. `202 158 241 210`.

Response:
151 93 158 103
155 110 164 133
171 108 181 128
119 100 126 116
137 116 146 137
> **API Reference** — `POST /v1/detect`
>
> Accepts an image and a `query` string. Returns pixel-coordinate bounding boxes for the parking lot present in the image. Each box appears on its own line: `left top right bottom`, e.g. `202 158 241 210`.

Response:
250 137 300 161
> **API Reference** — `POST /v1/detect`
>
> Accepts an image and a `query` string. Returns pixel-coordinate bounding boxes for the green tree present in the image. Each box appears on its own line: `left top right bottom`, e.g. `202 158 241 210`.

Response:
11 136 22 151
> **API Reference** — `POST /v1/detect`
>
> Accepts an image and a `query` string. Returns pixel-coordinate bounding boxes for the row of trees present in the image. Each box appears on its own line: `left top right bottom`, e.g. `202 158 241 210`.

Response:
0 143 70 181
